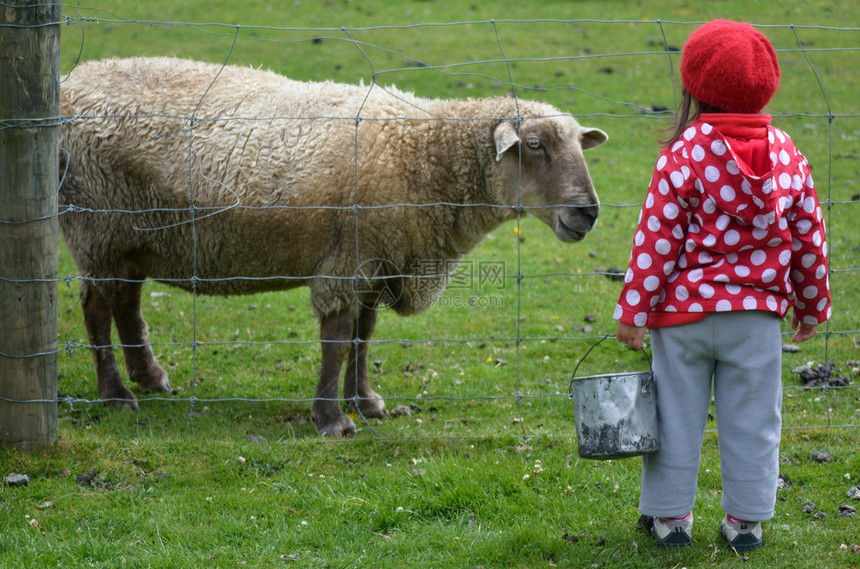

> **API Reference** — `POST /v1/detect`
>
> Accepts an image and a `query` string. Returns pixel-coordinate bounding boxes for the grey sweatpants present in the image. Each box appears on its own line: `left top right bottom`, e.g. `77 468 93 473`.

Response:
640 311 783 522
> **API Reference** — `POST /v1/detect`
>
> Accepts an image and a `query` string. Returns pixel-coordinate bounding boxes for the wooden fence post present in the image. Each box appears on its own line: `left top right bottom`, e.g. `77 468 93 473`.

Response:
0 1 61 451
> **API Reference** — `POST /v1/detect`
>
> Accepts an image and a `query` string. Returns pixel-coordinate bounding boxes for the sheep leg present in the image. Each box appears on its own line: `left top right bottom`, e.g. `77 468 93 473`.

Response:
81 281 138 410
108 277 171 394
312 309 356 437
343 305 386 418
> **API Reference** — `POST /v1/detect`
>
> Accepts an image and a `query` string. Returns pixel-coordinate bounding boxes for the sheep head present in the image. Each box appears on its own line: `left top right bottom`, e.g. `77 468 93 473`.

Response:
494 116 607 242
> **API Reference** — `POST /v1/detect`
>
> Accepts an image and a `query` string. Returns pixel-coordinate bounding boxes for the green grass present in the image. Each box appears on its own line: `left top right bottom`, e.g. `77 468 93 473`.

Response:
2 0 859 567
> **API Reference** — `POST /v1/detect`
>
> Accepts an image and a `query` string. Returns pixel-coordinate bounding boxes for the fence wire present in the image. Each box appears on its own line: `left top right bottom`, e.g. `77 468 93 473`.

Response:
1 8 859 443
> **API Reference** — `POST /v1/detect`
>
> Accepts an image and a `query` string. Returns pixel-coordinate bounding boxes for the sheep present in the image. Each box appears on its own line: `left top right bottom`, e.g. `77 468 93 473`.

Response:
58 57 608 437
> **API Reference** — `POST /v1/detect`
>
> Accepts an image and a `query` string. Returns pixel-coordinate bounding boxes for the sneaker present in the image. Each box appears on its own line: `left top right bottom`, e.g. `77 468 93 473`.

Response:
651 512 693 548
720 514 763 552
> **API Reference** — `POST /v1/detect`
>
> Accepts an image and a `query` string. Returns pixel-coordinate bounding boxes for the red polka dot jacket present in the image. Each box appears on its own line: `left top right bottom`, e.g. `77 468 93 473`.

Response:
614 118 831 329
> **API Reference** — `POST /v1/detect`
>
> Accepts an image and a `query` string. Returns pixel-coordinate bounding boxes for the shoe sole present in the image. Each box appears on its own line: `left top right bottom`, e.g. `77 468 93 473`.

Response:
720 523 762 552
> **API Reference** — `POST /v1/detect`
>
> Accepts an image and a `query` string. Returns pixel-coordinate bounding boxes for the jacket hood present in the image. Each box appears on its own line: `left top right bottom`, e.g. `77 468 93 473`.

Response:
675 121 800 230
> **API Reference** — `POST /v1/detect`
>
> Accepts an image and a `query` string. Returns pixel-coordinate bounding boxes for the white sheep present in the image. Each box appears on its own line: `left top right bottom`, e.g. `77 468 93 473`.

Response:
59 57 607 437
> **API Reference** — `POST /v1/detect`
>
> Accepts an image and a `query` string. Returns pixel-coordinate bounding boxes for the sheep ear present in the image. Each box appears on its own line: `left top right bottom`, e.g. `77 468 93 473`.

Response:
494 122 520 161
580 127 608 150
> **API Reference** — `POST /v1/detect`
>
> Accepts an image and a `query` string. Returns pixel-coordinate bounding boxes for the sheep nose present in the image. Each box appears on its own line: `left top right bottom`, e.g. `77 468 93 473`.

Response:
581 203 600 228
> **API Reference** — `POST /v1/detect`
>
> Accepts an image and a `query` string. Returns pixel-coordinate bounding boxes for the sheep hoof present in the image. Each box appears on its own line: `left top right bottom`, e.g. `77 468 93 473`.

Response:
132 368 171 394
101 392 139 411
354 395 387 419
315 413 356 438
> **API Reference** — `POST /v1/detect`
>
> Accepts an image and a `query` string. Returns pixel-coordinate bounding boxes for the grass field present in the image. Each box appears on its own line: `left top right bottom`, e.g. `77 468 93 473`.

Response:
2 1 859 567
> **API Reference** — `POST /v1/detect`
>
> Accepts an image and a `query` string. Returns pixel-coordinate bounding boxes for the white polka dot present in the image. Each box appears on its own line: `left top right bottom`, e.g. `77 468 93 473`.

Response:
802 315 818 326
689 303 703 312
735 265 751 277
670 170 685 189
698 252 713 264
692 145 705 162
803 196 816 214
752 228 768 241
766 296 778 311
688 268 704 282
684 126 697 140
720 186 736 202
633 312 648 326
663 260 676 275
702 234 717 248
815 264 826 279
715 215 730 231
812 231 822 247
779 172 792 189
726 161 740 175
643 275 660 291
647 216 661 232
672 225 684 239
699 283 715 298
655 239 672 255
701 123 713 135
792 175 803 190
767 238 783 247
750 250 767 266
779 250 792 266
726 253 738 263
781 299 789 313
715 300 732 311
613 304 623 319
663 203 680 219
625 268 634 283
817 298 828 311
637 253 653 269
658 178 670 195
672 140 684 153
806 174 815 188
705 166 721 183
753 215 770 230
743 296 758 310
635 230 646 246
711 139 727 156
726 284 741 294
656 155 668 170
779 149 791 165
626 289 641 306
724 230 740 246
645 193 655 209
762 268 777 283
803 285 818 299
801 253 816 268
675 285 689 301
703 199 717 214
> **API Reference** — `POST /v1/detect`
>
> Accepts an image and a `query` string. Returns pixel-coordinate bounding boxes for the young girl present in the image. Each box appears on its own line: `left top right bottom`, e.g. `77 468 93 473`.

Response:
614 20 831 551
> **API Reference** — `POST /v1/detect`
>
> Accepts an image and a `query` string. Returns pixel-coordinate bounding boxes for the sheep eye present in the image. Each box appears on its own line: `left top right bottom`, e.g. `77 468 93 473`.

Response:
526 136 541 150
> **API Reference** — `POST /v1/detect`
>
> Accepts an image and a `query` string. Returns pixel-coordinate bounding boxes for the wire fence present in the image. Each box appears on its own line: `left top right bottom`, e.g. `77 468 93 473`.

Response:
2 6 859 443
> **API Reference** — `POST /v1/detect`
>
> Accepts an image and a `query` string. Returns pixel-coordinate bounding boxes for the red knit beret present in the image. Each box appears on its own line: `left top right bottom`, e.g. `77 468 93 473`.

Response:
681 20 780 114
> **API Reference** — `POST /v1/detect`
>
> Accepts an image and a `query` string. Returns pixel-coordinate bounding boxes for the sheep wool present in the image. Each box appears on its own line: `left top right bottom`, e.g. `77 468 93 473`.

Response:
59 57 608 436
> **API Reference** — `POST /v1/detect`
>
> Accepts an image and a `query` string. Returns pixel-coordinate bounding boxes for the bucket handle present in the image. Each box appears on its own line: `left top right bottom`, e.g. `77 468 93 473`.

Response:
568 335 654 398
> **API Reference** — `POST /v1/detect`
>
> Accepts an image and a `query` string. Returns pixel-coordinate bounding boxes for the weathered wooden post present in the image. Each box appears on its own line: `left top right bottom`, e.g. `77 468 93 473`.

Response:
0 1 61 450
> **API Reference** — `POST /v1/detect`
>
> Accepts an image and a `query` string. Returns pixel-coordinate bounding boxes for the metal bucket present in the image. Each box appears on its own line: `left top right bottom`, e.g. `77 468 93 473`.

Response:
569 338 659 460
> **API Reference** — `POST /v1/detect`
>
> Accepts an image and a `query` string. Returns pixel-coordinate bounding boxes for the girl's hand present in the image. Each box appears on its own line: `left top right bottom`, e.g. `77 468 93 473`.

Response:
616 321 647 350
791 314 818 343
